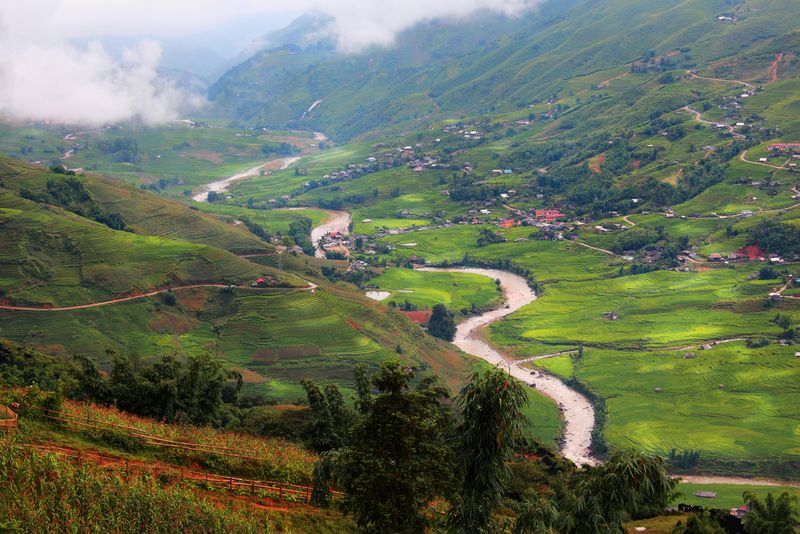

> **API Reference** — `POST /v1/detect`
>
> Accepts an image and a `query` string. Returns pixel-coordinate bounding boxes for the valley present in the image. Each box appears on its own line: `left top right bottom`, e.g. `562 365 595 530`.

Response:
1 0 800 531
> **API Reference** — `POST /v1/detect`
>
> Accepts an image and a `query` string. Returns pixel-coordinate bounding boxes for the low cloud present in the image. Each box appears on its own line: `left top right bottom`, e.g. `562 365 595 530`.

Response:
0 39 203 125
314 0 536 53
0 0 538 125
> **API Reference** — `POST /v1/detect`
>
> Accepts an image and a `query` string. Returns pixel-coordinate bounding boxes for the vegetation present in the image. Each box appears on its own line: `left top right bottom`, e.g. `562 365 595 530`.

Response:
337 361 453 533
428 303 457 342
0 443 276 533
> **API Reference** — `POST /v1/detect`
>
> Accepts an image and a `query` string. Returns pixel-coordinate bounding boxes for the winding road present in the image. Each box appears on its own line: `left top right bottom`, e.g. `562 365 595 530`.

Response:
417 267 598 466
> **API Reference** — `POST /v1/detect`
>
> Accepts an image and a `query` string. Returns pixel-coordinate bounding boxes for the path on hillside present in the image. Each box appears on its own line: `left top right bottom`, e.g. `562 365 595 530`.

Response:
770 53 784 83
0 282 317 312
417 267 597 466
577 242 616 256
192 156 302 203
688 72 754 91
622 215 637 227
739 149 790 170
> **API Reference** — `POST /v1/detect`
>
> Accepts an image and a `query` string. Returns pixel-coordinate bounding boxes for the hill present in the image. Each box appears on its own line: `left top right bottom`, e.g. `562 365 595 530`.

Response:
0 158 472 402
209 0 800 141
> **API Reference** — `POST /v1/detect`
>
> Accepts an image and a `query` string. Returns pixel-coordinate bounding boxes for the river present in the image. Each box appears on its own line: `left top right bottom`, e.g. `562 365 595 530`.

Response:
192 156 301 203
417 267 597 466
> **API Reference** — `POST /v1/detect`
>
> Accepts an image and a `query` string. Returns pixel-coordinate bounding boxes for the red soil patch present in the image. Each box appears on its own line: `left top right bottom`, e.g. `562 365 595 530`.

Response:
631 159 642 170
589 154 606 174
401 310 433 324
236 368 269 384
770 53 784 83
148 312 198 334
735 245 766 261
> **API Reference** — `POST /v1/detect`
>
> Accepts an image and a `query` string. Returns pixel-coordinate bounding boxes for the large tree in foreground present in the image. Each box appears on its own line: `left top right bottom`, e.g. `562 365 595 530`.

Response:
337 360 454 533
448 367 530 533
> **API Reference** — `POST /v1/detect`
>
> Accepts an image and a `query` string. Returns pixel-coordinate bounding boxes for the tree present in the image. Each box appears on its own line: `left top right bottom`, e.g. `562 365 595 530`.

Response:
428 304 457 341
448 368 530 533
300 380 349 452
742 492 799 534
514 452 677 534
337 360 454 533
670 513 725 534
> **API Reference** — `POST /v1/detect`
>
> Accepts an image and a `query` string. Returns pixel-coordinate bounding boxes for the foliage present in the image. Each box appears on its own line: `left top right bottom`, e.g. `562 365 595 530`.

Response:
747 220 800 257
670 513 725 534
668 448 701 469
428 303 457 341
514 452 677 534
448 368 530 533
106 353 241 426
610 226 661 254
742 492 799 534
337 360 453 533
96 137 139 163
20 176 127 231
0 443 273 533
301 380 350 452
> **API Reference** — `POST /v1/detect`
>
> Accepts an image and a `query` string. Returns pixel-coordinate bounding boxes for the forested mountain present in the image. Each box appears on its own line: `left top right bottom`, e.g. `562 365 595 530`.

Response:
210 0 798 140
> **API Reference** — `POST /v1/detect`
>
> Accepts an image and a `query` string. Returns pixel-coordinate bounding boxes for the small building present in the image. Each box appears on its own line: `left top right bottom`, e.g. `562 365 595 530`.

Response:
709 253 723 262
694 491 718 499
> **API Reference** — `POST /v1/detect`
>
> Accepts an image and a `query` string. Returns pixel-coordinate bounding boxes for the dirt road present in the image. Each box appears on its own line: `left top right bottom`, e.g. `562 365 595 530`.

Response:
417 267 597 466
0 282 316 312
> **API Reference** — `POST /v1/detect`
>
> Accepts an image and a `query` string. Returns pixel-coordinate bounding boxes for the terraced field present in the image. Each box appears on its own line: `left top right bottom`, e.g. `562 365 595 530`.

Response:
1 158 273 254
536 342 800 462
0 191 264 306
0 278 475 403
495 267 789 349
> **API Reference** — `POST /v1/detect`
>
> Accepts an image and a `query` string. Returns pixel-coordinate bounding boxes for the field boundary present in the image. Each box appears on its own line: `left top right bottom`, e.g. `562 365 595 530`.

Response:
27 444 338 504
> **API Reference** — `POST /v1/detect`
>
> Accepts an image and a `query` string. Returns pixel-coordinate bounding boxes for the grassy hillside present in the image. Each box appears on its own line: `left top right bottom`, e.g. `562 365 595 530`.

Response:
0 157 474 407
210 0 799 141
0 157 273 254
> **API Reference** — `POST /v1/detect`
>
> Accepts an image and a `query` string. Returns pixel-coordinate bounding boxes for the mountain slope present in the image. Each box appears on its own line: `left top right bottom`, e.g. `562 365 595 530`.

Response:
210 0 799 141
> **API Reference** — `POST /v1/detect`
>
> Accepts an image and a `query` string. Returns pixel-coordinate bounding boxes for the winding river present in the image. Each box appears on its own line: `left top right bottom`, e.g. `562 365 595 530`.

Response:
417 267 597 466
192 156 301 203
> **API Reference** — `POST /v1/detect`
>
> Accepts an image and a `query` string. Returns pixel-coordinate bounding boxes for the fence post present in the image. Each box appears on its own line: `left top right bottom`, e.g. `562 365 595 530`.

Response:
306 485 310 503
229 477 233 492
251 480 255 496
279 482 283 501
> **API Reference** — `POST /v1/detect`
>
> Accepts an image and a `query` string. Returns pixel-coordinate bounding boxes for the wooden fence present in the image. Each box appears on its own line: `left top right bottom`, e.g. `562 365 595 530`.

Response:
39 408 283 463
28 444 327 504
22 406 343 505
0 405 18 434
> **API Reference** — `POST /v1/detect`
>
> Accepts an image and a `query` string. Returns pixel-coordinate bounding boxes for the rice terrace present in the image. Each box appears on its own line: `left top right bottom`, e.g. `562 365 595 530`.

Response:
1 0 799 532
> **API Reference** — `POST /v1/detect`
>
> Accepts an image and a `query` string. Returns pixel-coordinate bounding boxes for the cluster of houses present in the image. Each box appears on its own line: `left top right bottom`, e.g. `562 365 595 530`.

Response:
442 123 487 141
318 230 353 257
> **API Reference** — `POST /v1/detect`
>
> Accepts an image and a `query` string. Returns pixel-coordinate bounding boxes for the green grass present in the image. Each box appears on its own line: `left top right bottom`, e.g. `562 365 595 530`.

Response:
197 204 329 235
0 284 472 403
2 158 273 255
492 267 791 349
675 483 800 509
369 267 502 311
0 189 265 306
574 342 800 462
